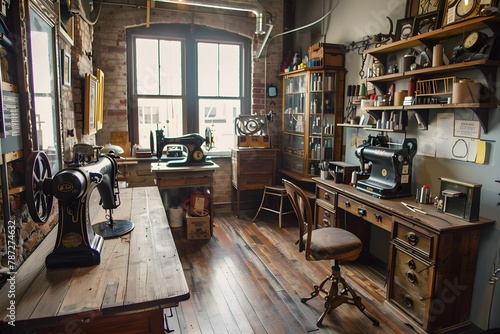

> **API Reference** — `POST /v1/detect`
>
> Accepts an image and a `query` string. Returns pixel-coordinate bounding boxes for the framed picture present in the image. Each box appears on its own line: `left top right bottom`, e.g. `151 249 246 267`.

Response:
412 11 442 36
84 73 98 135
395 17 415 41
61 49 71 86
406 0 442 17
96 69 104 131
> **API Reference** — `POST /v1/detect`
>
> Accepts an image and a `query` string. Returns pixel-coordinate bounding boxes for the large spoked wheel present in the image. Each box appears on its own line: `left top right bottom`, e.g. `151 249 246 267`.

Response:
26 151 53 223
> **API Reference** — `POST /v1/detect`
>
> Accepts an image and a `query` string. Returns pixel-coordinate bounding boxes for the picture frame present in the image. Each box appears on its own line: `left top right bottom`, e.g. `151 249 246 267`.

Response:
412 11 442 36
61 49 71 86
96 69 104 131
84 73 98 135
395 17 415 41
405 0 442 18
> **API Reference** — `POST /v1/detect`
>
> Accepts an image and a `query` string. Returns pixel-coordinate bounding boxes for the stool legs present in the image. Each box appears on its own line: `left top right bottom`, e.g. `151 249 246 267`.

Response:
252 187 293 227
301 263 380 327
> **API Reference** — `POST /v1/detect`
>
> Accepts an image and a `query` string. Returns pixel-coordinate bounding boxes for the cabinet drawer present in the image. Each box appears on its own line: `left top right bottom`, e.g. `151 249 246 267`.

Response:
239 158 275 174
392 246 432 300
393 220 435 259
316 185 336 208
237 174 273 189
391 282 426 325
315 203 335 228
337 194 392 232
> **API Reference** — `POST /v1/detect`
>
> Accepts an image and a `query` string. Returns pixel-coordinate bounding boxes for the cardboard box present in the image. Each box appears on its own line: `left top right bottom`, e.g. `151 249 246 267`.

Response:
186 213 211 239
236 135 271 148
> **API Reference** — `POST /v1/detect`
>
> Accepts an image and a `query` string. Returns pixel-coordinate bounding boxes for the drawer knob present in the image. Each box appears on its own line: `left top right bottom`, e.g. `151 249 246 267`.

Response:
323 211 330 218
407 232 419 246
406 271 417 284
374 214 382 222
324 193 330 200
357 208 366 217
322 219 330 227
344 201 351 208
403 295 414 309
407 259 416 270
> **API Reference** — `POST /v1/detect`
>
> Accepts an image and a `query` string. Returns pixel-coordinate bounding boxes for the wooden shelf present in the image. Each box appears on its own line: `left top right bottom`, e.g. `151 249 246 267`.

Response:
337 123 374 129
365 15 500 56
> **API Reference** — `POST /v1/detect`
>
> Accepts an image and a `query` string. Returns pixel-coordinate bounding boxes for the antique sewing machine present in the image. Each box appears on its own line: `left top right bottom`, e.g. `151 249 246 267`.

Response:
153 127 214 166
355 136 417 198
25 144 133 269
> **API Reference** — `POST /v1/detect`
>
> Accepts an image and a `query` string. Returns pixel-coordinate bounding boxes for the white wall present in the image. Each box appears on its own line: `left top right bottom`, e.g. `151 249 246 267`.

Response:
297 0 500 329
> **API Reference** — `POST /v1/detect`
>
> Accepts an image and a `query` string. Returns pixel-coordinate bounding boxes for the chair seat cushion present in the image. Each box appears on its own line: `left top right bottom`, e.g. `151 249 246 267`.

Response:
305 227 362 261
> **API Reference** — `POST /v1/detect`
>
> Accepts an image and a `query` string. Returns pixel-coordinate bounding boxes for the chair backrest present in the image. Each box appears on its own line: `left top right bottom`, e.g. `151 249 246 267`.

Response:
282 179 313 259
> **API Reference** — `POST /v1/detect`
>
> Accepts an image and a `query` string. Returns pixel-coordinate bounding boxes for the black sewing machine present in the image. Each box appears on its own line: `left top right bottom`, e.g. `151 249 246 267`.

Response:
153 127 214 166
25 145 134 269
355 136 417 199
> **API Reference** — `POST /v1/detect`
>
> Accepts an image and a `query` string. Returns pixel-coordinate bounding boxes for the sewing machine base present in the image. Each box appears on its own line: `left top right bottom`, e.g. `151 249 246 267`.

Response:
93 219 135 239
45 234 104 269
356 179 412 199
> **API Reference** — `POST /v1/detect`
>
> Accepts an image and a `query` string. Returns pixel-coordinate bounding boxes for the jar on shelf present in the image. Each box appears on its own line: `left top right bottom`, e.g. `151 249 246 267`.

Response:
372 59 385 77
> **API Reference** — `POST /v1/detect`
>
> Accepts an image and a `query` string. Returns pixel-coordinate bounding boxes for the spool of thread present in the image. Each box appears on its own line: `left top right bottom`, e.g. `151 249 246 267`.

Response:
408 77 418 96
359 83 366 97
452 80 481 104
394 90 408 106
432 44 444 67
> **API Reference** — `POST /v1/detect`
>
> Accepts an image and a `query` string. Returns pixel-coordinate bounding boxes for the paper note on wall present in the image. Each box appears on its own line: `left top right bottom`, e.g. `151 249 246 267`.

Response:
475 140 486 164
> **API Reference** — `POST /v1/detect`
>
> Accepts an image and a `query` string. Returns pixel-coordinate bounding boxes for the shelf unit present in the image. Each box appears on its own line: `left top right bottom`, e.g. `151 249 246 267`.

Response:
281 67 345 178
364 14 500 133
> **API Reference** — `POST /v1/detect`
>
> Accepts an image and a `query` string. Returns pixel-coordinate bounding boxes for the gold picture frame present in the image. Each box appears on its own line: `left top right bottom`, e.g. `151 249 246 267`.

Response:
84 73 98 135
96 69 104 131
61 49 71 86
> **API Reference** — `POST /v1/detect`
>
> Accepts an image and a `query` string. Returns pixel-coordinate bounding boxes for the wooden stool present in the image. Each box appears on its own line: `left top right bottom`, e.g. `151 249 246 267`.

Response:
252 185 294 227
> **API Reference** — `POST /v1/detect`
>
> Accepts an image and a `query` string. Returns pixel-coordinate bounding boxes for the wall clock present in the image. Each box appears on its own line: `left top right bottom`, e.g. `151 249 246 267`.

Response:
444 0 498 26
449 31 496 63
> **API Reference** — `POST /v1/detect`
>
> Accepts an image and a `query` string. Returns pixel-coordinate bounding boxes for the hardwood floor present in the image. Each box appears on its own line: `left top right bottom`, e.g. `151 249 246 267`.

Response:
166 208 420 334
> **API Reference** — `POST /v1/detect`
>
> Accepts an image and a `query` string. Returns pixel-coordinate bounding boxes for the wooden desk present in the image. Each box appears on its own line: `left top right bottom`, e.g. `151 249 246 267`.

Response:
0 187 189 333
314 179 495 334
151 162 219 236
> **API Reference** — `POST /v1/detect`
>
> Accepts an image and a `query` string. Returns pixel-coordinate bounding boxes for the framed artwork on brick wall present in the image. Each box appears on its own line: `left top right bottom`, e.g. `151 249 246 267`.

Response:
84 73 98 135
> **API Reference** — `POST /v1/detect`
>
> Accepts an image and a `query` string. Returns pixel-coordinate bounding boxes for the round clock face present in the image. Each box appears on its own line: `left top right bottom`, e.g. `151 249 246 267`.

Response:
456 0 476 17
463 31 486 51
193 150 204 161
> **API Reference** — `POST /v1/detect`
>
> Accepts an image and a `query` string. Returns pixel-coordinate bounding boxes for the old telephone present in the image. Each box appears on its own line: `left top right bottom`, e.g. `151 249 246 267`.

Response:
152 127 215 166
25 144 133 269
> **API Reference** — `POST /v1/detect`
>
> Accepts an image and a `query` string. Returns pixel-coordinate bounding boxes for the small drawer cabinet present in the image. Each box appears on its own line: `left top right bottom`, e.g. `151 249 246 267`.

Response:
231 148 278 217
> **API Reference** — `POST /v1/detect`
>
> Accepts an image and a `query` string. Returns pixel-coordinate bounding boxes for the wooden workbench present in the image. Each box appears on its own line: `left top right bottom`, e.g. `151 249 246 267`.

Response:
0 187 189 333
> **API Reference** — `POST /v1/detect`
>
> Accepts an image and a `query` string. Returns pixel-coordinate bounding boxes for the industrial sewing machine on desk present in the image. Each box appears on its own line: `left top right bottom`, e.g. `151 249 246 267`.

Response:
355 136 417 199
152 127 215 166
25 144 133 269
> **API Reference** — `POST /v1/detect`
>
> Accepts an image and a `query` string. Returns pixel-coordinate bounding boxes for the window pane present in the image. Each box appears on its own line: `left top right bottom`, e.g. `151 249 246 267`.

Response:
219 44 240 97
159 40 182 96
138 98 183 148
198 99 239 152
197 43 219 96
136 38 159 95
30 11 60 172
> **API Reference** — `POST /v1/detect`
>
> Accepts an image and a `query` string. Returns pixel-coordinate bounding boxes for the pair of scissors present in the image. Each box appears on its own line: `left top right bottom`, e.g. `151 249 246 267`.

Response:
401 202 427 214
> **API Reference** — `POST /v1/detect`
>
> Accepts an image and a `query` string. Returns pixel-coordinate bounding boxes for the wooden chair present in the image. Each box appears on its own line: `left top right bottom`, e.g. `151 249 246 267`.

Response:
282 179 380 327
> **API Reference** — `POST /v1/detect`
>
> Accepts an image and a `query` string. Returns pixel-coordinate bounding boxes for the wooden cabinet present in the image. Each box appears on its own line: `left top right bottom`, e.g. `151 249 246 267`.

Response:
363 15 500 133
281 66 345 178
313 179 495 333
231 148 277 217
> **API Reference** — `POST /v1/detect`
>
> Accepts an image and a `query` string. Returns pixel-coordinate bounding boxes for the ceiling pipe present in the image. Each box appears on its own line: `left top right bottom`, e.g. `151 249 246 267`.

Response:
155 0 269 35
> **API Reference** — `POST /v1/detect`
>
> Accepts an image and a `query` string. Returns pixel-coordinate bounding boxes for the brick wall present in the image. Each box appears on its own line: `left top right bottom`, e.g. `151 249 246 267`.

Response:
91 1 284 205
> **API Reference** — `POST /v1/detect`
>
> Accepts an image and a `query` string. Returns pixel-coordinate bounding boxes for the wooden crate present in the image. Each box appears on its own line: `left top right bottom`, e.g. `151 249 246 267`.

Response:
308 43 345 67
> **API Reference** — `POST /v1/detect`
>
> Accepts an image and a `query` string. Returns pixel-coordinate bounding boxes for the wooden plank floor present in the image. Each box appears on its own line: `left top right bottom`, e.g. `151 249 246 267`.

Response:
166 208 420 334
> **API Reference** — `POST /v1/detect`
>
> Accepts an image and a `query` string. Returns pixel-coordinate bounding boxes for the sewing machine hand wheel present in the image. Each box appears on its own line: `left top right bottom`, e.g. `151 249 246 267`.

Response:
26 151 53 223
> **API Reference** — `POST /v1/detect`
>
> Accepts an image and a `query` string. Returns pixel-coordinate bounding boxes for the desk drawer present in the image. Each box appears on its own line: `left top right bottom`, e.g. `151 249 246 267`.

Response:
239 158 275 174
391 282 426 325
316 185 336 208
337 194 392 232
392 246 432 300
393 220 435 259
316 203 335 228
